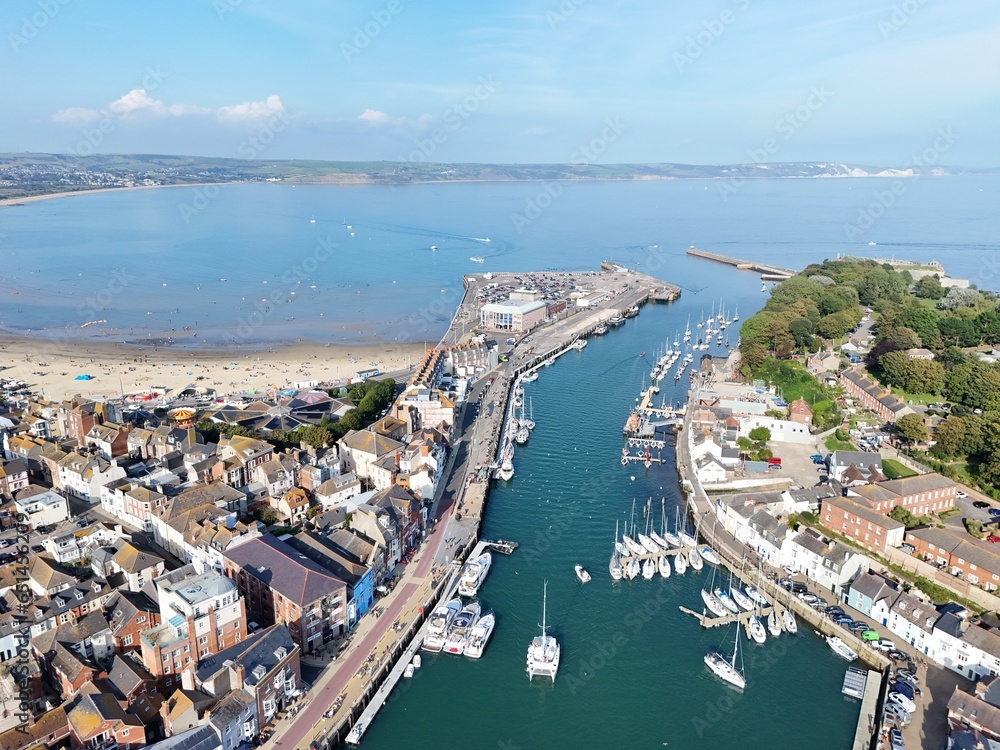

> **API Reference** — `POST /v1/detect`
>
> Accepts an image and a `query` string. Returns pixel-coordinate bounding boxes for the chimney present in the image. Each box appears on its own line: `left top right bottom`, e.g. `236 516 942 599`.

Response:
420 444 429 458
181 666 195 691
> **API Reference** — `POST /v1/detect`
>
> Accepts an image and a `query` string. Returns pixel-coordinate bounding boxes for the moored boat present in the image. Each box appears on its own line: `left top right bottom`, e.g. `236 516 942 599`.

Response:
444 601 482 655
422 598 462 652
730 586 755 612
744 585 769 608
625 558 640 580
767 610 781 638
698 546 720 566
827 636 858 661
704 624 746 690
687 547 704 571
701 588 729 618
458 552 493 597
781 608 797 634
658 555 671 578
575 564 591 584
747 615 767 644
642 558 656 580
714 587 739 614
674 552 687 575
465 611 495 659
638 533 660 556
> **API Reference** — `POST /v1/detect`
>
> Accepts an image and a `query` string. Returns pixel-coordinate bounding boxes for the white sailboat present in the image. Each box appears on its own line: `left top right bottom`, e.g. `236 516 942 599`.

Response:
465 611 495 659
658 555 671 578
526 582 560 681
625 557 640 580
688 547 704 571
610 521 623 581
705 624 746 690
767 609 781 638
698 546 721 566
730 585 754 612
673 551 687 575
701 588 729 618
747 614 767 644
642 557 656 580
714 586 739 614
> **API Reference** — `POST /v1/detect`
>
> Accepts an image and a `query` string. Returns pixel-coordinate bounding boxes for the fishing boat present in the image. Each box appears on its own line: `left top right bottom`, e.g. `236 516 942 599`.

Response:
594 323 608 335
674 551 687 575
625 558 640 580
714 587 739 614
642 557 656 580
465 611 495 659
609 314 625 326
526 582 560 681
575 565 591 584
747 614 767 644
422 598 462 652
826 636 858 661
698 546 720 566
701 588 729 618
571 338 587 350
658 555 671 578
705 625 746 690
687 547 704 571
767 609 781 638
458 552 492 597
444 601 482 655
730 585 755 612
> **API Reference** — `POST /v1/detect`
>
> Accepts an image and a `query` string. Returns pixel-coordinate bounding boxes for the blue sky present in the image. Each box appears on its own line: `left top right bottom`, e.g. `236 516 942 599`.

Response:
3 0 998 166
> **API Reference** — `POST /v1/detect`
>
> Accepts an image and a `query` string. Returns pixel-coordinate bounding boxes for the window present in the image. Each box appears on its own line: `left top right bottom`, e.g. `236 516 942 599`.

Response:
200 648 209 657
183 644 190 653
199 636 208 645
163 654 170 663
123 634 133 646
122 730 129 737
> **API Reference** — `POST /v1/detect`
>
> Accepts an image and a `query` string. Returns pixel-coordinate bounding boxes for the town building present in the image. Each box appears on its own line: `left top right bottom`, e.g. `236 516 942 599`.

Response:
787 397 813 425
820 496 905 554
14 486 69 528
850 472 958 515
479 300 548 332
906 527 1000 591
839 367 915 424
826 450 885 485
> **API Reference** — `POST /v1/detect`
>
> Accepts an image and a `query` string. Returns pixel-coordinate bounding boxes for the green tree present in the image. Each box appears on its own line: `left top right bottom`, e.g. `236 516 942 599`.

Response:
975 311 1000 345
906 359 945 395
816 309 861 339
259 506 280 525
896 413 928 444
939 287 980 310
878 350 913 389
937 316 979 348
932 416 966 457
915 275 946 299
857 266 906 308
818 286 859 315
902 306 943 349
748 426 772 443
789 317 816 349
877 326 921 350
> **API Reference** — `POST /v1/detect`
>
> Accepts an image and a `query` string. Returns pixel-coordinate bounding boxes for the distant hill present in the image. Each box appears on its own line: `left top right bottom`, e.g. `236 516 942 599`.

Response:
0 152 967 201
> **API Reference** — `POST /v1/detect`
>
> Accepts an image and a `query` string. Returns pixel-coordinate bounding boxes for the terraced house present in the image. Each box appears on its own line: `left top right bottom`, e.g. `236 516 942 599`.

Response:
839 366 915 424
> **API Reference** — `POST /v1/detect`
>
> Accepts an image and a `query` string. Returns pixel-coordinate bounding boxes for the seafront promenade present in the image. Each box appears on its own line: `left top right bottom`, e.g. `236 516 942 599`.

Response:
268 264 680 748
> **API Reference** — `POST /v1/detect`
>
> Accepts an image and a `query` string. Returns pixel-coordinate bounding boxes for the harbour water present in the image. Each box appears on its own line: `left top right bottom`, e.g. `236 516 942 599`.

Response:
0 175 997 347
360 302 860 749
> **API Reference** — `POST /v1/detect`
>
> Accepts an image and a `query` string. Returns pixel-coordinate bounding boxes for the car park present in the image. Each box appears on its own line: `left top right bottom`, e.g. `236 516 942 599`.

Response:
887 692 916 714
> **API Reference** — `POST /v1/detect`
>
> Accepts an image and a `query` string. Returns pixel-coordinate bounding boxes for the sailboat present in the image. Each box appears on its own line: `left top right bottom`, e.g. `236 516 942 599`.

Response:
642 557 656 580
732 304 739 322
673 549 687 575
782 586 798 634
687 546 704 571
526 582 560 681
609 521 623 581
747 613 767 644
658 555 671 578
702 545 730 617
684 316 692 341
625 557 640 580
705 624 747 690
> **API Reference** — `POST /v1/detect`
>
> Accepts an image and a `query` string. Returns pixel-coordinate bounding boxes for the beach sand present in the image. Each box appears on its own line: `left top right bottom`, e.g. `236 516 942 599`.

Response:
0 336 429 401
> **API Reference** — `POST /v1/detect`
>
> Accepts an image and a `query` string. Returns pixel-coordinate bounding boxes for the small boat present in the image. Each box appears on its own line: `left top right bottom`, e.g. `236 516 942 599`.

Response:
471 256 485 263
673 552 687 575
761 282 767 292
642 558 656 580
458 552 493 597
488 539 519 555
714 587 739 614
747 615 767 644
526 582 560 681
522 371 539 383
698 546 720 566
638 533 660 556
767 610 781 638
782 603 797 634
827 636 858 661
687 547 704 571
730 586 755 612
465 612 495 659
658 555 671 578
543 357 556 367
422 598 462 652
404 663 414 678
701 588 729 618
705 626 746 691
444 601 482 655
594 324 608 335
608 314 625 326
575 565 592 584
412 654 421 669
570 338 587 350
431 245 438 250
309 216 316 223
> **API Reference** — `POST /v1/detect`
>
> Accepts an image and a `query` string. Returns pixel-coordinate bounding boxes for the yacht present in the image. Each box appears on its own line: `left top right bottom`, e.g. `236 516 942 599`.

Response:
747 614 767 644
782 608 797 634
730 586 755 612
458 552 493 597
705 626 746 690
827 636 858 661
698 546 721 566
673 552 687 575
623 535 646 557
575 565 592 584
658 555 671 578
497 459 514 481
638 533 660 556
744 585 769 608
714 587 739 614
522 371 539 383
687 547 704 571
609 314 625 326
650 530 671 551
444 601 482 655
661 530 680 548
526 582 560 681
679 530 697 548
422 598 462 652
465 611 495 659
701 588 729 618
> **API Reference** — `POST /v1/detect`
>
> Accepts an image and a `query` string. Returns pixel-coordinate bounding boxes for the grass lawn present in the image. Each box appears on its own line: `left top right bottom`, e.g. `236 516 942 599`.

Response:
882 458 917 479
755 358 828 403
885 386 938 406
825 435 855 451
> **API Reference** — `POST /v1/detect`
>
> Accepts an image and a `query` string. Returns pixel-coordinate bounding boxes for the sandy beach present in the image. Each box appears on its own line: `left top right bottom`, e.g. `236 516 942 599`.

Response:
0 336 429 401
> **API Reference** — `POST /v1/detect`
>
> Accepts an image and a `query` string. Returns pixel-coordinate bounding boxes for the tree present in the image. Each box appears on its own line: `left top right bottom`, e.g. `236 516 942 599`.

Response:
818 286 859 315
896 413 928 445
932 416 966 457
902 306 943 349
876 326 921 350
857 266 906 308
906 359 945 395
889 506 917 527
878 350 912 389
789 317 815 349
259 506 280 525
914 275 946 299
939 287 980 310
748 426 772 443
937 316 979 348
816 309 861 339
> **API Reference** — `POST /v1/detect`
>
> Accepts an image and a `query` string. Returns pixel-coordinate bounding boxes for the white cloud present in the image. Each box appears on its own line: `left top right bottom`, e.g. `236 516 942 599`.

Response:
217 95 285 122
357 109 436 135
358 108 392 126
52 107 100 124
108 89 169 117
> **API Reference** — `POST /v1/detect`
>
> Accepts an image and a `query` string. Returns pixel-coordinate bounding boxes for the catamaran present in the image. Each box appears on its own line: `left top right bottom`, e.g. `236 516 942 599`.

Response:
526 582 560 681
705 624 747 690
458 552 492 597
465 611 495 659
422 598 463 652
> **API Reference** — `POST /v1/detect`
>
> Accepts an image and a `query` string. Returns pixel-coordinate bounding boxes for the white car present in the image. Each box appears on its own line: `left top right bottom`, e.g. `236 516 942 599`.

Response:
887 691 916 714
875 639 896 652
957 491 968 499
884 703 911 726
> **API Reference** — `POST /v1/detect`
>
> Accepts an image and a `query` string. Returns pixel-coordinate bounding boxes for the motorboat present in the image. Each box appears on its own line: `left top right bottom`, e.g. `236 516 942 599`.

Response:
698 546 721 566
730 586 755 612
404 663 414 678
767 610 781 638
827 636 858 661
701 588 729 618
714 587 739 614
522 371 539 383
687 547 704 571
497 460 514 481
575 565 592 584
422 598 462 652
705 638 746 691
570 338 587 350
444 601 482 655
744 585 769 608
471 256 485 263
609 314 625 326
465 611 495 659
673 552 687 575
412 654 421 669
526 582 560 681
458 552 492 597
594 324 608 335
658 555 671 578
747 615 767 644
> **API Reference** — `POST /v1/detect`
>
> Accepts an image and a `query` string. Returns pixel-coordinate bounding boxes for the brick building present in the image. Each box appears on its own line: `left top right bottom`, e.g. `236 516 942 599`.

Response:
820 496 905 554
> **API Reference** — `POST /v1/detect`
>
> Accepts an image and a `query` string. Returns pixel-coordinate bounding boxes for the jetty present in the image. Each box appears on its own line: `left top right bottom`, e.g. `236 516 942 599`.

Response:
686 246 796 279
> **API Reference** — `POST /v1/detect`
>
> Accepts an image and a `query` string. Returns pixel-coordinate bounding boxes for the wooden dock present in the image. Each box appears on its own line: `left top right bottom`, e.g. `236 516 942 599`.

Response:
686 247 796 279
637 386 685 419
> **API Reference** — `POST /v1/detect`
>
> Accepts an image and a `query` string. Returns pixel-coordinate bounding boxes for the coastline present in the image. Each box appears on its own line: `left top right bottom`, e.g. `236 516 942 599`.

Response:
0 335 428 401
0 182 236 207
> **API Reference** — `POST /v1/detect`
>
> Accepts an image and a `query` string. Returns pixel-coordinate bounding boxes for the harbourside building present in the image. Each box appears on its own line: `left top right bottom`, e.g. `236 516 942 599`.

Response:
849 472 958 516
819 496 905 554
479 300 548 332
827 450 885 485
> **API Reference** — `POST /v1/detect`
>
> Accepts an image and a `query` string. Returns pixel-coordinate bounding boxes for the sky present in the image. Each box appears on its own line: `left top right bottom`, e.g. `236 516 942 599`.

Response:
2 0 999 166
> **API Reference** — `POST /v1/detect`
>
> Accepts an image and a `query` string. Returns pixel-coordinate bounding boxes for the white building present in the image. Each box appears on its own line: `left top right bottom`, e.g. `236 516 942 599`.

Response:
783 528 867 597
14 488 69 528
738 416 813 445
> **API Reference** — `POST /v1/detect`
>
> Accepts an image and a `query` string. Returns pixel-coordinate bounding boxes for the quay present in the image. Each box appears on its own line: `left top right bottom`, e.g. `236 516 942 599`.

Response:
636 385 686 420
686 246 796 279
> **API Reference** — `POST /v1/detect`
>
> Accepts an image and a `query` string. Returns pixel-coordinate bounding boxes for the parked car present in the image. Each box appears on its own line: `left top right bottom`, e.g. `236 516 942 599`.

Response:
895 669 919 684
0 539 13 549
833 614 854 626
31 544 45 553
889 649 910 662
958 491 969 499
890 682 916 701
889 728 905 750
798 592 818 603
884 703 911 726
809 454 824 462
887 691 916 714
791 582 808 594
862 630 880 642
989 508 1000 518
76 519 90 528
875 639 896 652
988 535 1000 544
894 676 919 694
783 566 796 576
810 598 829 610
972 499 987 508
824 606 845 616
849 621 870 633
